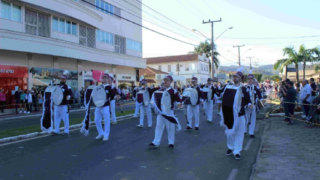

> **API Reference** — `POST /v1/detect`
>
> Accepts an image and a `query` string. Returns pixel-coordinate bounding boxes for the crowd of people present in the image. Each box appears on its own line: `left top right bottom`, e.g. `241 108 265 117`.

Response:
277 78 320 124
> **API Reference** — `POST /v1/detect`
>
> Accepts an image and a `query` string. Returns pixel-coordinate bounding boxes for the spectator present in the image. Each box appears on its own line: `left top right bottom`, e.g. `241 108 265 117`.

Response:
20 90 26 113
31 90 38 112
282 81 296 125
80 87 85 108
295 83 301 104
14 88 22 114
300 80 312 119
0 88 8 113
73 88 80 108
25 90 32 114
38 91 43 111
310 78 317 101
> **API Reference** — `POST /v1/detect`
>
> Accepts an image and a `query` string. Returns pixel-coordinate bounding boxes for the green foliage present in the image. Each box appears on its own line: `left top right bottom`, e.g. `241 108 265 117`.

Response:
194 41 220 72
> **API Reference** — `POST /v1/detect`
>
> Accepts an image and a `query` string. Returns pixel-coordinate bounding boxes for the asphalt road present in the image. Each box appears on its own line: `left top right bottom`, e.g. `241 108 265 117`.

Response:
0 105 265 180
0 104 136 131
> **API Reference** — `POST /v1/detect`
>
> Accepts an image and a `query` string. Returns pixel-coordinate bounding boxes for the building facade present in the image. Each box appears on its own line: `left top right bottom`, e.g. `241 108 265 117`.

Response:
0 0 144 104
146 54 210 85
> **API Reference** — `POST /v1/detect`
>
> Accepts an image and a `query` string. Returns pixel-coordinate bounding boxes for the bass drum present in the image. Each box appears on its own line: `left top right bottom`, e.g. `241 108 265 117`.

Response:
92 85 107 107
181 88 198 106
45 85 63 105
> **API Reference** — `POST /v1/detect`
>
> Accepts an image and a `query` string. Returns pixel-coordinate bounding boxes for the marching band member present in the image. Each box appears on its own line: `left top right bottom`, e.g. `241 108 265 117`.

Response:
203 78 214 122
94 70 114 141
148 73 182 148
185 75 203 131
214 81 225 116
220 67 251 160
132 83 142 118
245 74 262 138
137 75 159 128
173 81 182 94
52 71 73 135
108 73 119 125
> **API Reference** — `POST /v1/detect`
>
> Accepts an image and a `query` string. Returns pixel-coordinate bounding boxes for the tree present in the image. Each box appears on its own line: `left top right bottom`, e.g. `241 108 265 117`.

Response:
194 41 220 74
274 46 302 83
298 45 320 79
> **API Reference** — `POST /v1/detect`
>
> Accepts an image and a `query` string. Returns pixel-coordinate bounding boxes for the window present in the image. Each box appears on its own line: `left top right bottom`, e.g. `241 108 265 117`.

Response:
96 29 114 45
96 0 115 16
168 65 171 72
1 1 21 22
127 39 142 52
115 35 126 54
185 64 189 71
79 25 96 48
201 64 203 71
25 9 50 37
176 64 179 71
158 65 162 71
52 16 77 36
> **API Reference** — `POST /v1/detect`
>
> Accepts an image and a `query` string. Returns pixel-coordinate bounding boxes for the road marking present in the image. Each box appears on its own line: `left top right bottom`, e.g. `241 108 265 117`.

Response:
227 169 239 180
255 124 259 132
0 115 134 147
244 139 253 151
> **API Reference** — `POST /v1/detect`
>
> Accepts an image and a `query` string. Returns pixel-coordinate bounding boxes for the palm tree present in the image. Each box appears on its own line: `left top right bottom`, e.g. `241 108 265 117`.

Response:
194 41 220 74
274 46 302 83
299 45 320 79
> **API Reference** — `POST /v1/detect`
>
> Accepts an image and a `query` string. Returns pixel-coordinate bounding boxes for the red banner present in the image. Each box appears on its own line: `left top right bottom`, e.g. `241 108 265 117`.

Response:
0 65 28 78
92 70 104 82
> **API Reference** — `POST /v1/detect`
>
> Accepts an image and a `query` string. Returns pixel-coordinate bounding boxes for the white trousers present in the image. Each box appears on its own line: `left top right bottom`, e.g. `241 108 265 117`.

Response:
110 100 117 122
187 105 200 128
139 104 152 126
227 116 245 155
134 101 140 116
245 106 257 135
54 105 69 134
152 110 175 145
203 100 213 121
95 106 110 138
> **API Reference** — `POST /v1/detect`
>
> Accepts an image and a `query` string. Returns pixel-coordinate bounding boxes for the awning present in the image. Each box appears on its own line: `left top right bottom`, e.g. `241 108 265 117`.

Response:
146 79 156 83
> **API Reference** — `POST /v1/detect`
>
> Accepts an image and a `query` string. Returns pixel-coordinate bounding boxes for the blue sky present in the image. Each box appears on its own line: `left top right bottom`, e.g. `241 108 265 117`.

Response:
140 0 320 67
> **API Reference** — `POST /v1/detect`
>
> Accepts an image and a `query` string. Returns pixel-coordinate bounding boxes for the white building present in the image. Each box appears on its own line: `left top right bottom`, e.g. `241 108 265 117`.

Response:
0 0 144 96
146 54 211 85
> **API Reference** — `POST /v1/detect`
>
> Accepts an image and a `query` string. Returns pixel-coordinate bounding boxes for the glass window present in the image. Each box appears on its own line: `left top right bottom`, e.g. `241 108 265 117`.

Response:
52 17 58 31
104 31 108 43
100 1 105 12
109 33 114 44
95 0 100 10
58 18 65 33
105 3 109 14
158 65 161 71
110 5 114 15
72 22 77 35
168 65 171 72
1 1 11 20
66 21 71 34
96 29 100 41
12 4 21 22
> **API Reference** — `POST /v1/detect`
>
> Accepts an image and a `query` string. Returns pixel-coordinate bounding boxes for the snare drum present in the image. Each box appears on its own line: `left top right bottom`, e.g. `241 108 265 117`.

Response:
45 85 63 105
181 88 198 106
92 85 107 107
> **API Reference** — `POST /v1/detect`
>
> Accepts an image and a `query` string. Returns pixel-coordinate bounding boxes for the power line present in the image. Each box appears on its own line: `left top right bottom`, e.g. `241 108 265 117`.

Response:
202 0 229 27
186 0 209 18
133 0 204 39
81 0 197 46
219 55 238 64
246 39 320 46
111 0 200 42
175 0 203 20
216 45 238 58
221 35 320 40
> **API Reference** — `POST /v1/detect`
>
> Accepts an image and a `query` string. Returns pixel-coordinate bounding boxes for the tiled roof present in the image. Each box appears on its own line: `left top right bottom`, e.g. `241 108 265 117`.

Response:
146 54 198 64
139 66 168 77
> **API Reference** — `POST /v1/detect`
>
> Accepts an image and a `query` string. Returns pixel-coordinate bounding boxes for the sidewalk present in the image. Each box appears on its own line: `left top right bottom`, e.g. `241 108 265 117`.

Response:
0 100 135 120
251 115 320 180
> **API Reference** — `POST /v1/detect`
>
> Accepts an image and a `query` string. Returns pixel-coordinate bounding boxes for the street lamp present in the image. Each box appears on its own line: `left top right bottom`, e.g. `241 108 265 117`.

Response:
215 27 233 41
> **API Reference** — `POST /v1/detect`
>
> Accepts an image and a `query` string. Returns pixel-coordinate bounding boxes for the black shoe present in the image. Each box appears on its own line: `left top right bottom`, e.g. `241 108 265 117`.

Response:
226 149 233 156
184 126 192 132
250 135 255 138
148 143 158 148
244 132 247 135
195 127 199 131
51 132 58 136
283 118 290 122
168 144 174 149
234 154 241 160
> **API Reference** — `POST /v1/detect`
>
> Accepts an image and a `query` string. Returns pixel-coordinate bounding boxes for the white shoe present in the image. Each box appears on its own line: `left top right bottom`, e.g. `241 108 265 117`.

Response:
148 125 152 128
23 111 26 113
19 111 22 113
137 124 143 128
133 115 138 118
27 111 30 114
103 136 109 141
301 115 306 118
95 135 104 139
111 121 117 125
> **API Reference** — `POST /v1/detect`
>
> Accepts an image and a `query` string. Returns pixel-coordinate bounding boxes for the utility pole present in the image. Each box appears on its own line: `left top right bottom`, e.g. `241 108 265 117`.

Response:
233 44 245 67
252 61 259 72
246 56 254 69
203 18 221 78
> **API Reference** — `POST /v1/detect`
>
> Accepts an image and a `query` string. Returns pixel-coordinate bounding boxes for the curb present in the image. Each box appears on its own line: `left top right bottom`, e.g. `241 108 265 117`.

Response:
269 112 303 117
0 113 137 144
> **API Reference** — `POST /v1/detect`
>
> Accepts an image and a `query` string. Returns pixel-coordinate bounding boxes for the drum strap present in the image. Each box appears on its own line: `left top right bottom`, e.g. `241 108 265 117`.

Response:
80 88 94 136
40 91 53 133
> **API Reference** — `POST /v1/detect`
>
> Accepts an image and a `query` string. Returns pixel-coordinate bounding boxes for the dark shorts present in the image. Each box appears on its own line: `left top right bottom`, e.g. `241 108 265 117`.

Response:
288 104 295 115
